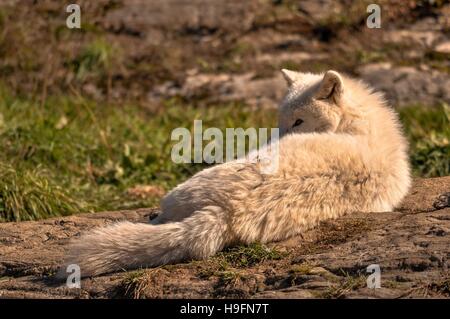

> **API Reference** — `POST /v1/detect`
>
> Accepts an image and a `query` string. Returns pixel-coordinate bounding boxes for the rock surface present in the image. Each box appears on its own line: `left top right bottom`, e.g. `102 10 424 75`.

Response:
357 63 450 107
149 65 450 109
0 177 449 299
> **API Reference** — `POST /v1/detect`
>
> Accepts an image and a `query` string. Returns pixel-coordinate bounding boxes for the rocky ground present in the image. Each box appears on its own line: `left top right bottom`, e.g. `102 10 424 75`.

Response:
1 1 449 108
0 177 449 299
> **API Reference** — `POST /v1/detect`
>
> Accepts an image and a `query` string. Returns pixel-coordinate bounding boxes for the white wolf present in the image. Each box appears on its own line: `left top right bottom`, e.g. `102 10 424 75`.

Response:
61 69 411 277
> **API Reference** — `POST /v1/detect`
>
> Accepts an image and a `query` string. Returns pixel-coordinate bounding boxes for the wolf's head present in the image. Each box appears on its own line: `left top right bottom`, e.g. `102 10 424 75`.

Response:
278 69 373 136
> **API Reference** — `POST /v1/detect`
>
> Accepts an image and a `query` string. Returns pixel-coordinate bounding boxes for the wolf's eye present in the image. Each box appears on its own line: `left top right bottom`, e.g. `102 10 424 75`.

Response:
292 119 304 128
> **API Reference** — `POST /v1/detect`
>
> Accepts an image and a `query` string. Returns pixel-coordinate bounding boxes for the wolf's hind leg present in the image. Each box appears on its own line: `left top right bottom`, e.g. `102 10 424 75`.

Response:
150 193 197 224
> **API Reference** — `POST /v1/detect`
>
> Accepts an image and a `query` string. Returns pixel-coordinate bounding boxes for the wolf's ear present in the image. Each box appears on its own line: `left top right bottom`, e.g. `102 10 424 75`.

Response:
315 70 344 103
281 69 300 86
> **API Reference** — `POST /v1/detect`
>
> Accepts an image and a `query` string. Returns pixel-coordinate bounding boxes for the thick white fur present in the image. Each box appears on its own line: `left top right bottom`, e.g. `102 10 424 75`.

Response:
61 70 411 277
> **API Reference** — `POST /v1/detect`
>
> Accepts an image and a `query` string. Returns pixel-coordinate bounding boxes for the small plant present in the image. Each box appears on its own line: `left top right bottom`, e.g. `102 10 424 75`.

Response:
320 272 366 299
217 270 245 287
217 243 285 268
195 257 230 279
119 270 147 299
119 269 168 299
70 38 118 80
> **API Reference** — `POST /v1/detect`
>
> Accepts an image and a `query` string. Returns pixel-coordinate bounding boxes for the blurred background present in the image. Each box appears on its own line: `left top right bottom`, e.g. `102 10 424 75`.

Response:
0 0 448 222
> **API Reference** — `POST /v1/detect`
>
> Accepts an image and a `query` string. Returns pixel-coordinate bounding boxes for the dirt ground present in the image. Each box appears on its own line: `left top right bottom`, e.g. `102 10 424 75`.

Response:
0 177 449 299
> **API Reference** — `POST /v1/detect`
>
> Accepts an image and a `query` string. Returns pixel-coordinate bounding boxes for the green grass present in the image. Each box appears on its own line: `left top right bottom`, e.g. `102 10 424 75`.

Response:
0 85 448 221
0 163 85 222
399 103 450 177
216 243 285 268
0 89 274 221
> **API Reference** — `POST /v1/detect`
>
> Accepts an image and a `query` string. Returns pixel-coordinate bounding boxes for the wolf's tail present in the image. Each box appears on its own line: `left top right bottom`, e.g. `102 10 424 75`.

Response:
58 206 229 278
